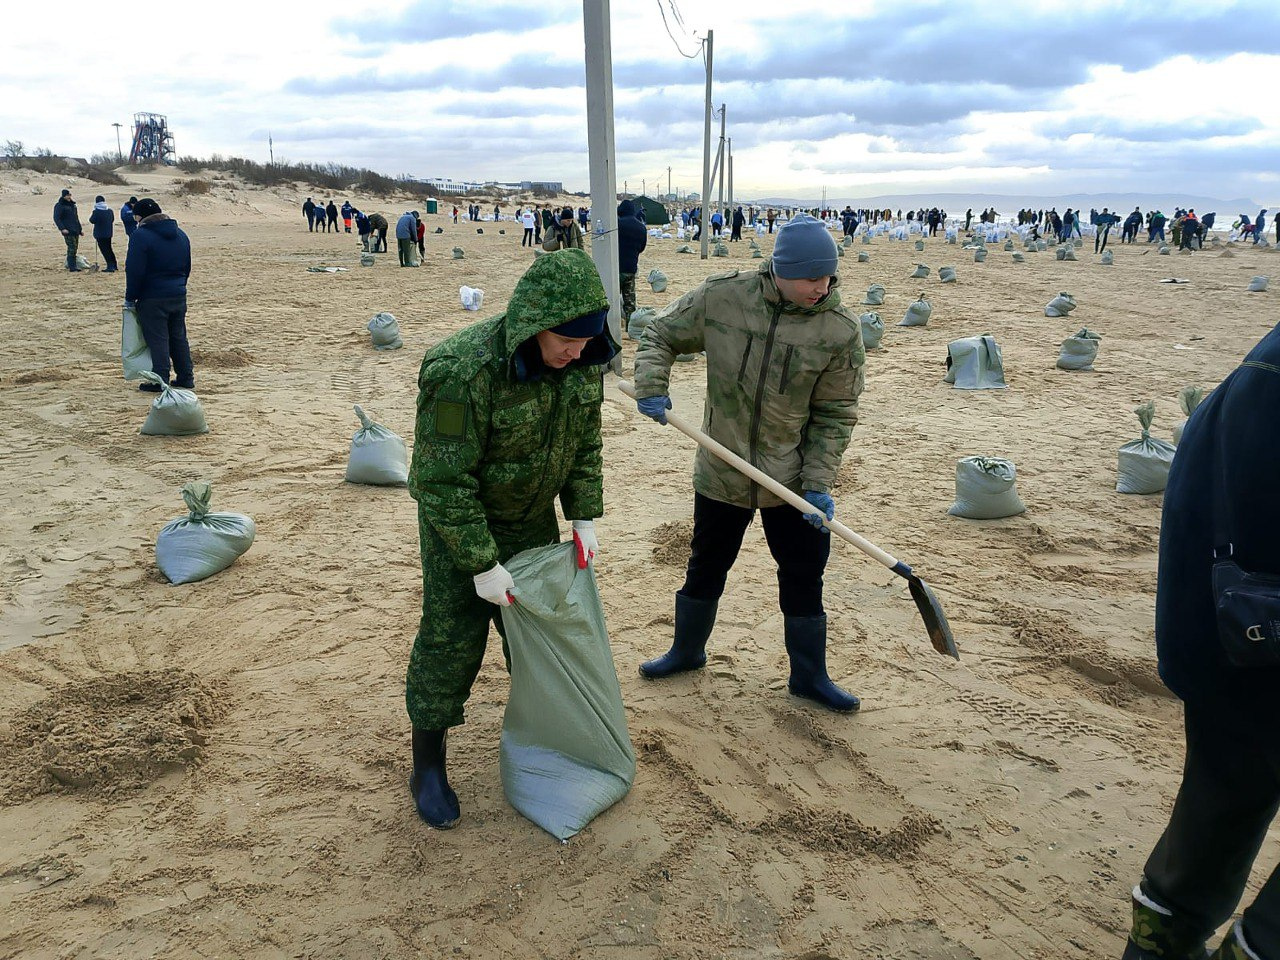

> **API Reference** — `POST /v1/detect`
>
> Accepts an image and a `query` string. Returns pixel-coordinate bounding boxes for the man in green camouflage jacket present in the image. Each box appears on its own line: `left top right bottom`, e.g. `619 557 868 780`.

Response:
406 247 615 829
633 214 866 713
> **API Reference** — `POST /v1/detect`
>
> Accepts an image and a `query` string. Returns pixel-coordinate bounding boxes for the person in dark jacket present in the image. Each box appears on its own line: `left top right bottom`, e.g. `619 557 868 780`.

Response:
1094 208 1120 253
53 189 83 271
302 197 316 231
1120 322 1280 960
326 200 339 233
396 211 418 266
124 198 194 392
1122 208 1143 244
731 205 745 241
355 210 372 250
341 200 354 233
88 195 118 272
368 212 389 252
615 199 648 320
121 196 139 237
1256 209 1268 246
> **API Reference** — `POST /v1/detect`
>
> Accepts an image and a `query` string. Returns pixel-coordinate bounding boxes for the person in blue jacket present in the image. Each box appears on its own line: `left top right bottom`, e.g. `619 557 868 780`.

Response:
121 196 139 237
53 189 83 271
88 195 118 272
125 198 195 392
615 199 648 320
1121 321 1280 960
395 211 418 266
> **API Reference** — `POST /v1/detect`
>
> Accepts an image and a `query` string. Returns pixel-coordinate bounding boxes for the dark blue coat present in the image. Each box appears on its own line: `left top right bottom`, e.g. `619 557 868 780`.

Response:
121 202 137 235
53 197 82 235
89 205 115 239
125 216 191 302
1155 321 1280 717
615 200 647 275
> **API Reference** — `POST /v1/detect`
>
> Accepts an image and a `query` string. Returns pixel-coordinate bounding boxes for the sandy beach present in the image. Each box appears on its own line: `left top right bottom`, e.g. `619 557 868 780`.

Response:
1 165 1278 959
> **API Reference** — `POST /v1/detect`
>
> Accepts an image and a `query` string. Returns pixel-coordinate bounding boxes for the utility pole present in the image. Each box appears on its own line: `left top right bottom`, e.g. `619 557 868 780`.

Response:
717 104 726 237
582 0 621 371
269 134 274 166
667 166 671 199
700 29 713 259
111 123 123 163
727 138 733 226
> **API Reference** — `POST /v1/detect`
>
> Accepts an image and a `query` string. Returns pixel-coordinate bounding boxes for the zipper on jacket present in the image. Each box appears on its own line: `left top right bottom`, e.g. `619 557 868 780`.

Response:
737 339 753 383
747 304 783 508
778 345 795 393
519 380 562 523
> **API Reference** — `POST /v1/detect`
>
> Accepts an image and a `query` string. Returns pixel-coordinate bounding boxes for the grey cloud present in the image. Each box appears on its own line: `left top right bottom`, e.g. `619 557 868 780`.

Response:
1038 115 1263 142
334 0 578 43
286 54 582 96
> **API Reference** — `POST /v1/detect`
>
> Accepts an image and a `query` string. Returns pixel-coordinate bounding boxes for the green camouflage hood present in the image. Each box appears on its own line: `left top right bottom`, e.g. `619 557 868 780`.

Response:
502 248 610 356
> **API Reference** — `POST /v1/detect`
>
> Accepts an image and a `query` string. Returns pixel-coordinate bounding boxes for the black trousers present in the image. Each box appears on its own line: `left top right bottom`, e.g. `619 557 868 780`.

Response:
137 296 194 387
681 492 830 616
1142 699 1280 956
96 237 117 270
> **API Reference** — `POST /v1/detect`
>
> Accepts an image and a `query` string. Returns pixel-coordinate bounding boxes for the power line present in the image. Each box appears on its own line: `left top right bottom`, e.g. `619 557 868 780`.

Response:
656 0 702 58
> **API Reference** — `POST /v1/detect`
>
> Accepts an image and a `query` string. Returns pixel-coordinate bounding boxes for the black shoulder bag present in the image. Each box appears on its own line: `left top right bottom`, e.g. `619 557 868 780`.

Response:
1211 408 1280 667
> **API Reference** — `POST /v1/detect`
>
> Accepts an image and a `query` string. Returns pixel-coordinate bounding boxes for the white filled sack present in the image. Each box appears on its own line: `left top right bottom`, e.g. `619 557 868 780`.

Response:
346 404 409 486
460 286 485 311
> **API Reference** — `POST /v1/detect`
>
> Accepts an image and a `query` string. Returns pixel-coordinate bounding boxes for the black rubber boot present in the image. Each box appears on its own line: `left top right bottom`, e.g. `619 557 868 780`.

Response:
409 728 460 829
639 593 717 679
784 614 860 713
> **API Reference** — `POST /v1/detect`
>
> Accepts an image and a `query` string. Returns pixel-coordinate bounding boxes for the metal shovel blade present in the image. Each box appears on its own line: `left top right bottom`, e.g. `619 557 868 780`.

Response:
906 573 958 660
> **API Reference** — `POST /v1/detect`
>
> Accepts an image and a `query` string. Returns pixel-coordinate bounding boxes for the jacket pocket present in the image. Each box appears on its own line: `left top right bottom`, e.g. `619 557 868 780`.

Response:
777 345 796 393
489 398 544 459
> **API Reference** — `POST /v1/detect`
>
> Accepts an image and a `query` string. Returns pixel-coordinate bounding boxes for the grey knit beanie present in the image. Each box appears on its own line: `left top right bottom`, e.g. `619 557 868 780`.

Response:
772 214 839 279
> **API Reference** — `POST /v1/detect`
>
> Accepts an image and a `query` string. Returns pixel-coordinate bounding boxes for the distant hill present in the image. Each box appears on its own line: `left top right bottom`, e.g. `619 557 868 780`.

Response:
748 192 1265 215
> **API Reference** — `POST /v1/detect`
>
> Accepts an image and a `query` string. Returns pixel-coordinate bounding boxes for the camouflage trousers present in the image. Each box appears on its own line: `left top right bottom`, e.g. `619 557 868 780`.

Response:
619 272 637 321
405 506 559 730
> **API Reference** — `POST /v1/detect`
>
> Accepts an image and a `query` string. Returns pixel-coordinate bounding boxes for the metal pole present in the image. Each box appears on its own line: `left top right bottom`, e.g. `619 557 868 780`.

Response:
112 123 123 163
583 0 622 371
717 104 726 238
727 138 733 230
700 30 713 260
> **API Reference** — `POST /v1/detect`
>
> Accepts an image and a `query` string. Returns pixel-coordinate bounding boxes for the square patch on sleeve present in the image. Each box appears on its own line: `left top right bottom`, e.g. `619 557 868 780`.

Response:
434 399 467 440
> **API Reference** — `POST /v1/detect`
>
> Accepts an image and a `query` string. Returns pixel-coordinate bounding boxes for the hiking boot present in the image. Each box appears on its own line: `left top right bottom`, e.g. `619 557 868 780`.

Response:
1208 922 1261 960
173 381 195 390
410 728 460 829
639 593 716 679
139 382 164 393
784 614 859 712
1121 885 1211 960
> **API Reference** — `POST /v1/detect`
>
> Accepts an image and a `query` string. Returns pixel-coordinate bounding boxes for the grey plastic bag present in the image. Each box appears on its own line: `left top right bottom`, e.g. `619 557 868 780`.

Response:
836 245 845 258
627 307 657 341
914 239 925 252
1171 386 1206 446
346 405 408 486
155 481 255 585
863 283 886 306
676 244 694 254
367 312 403 350
974 248 987 263
857 251 870 263
862 233 871 245
1117 402 1176 494
1003 239 1014 251
452 247 465 259
139 372 209 436
647 268 668 293
943 335 1006 389
948 457 1026 519
1057 328 1102 370
1055 246 1067 261
1062 245 1077 261
1011 252 1025 263
859 311 884 350
1045 292 1077 317
360 252 375 267
910 263 930 279
1158 245 1171 255
499 542 635 841
122 304 152 381
1100 249 1114 265
939 265 956 283
899 294 932 327
712 242 730 257
1249 276 1269 292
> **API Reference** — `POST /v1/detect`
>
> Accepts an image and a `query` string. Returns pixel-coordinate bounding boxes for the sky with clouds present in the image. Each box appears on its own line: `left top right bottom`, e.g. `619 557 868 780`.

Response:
5 0 1278 203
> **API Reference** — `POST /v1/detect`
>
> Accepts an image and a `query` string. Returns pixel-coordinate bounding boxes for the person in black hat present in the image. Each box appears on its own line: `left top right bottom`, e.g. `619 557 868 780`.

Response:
542 206 584 251
88 195 118 272
121 196 140 237
124 198 196 392
53 189 83 271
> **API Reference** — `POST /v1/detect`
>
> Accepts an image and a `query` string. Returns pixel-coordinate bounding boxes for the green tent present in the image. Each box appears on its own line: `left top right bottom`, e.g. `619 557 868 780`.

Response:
631 195 670 226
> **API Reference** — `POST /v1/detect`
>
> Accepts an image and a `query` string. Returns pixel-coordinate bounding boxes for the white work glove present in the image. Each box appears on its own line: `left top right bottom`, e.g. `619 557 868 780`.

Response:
473 562 515 607
572 520 599 569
